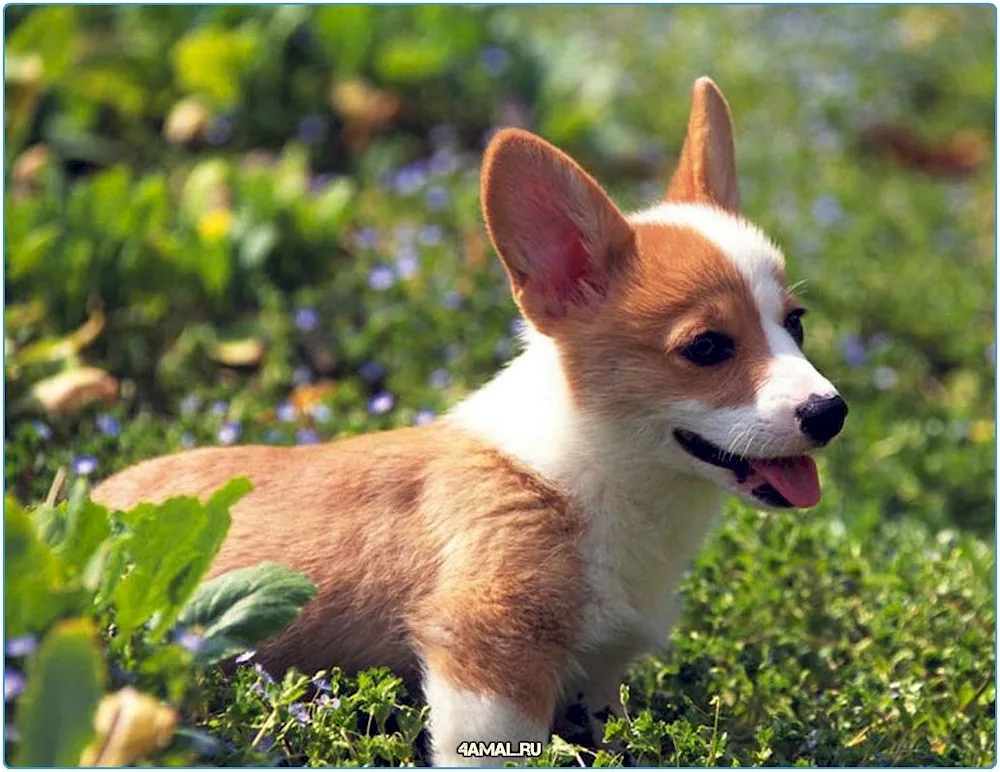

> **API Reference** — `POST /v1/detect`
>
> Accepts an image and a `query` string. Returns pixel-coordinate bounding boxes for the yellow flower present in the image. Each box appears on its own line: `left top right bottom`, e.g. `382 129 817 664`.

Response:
197 207 232 242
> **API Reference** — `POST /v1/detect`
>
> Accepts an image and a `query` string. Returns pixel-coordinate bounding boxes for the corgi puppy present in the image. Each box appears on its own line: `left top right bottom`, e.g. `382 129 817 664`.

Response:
92 77 847 766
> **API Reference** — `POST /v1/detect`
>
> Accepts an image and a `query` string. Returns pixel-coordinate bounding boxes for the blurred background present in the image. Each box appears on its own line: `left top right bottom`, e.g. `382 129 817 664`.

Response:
4 5 996 541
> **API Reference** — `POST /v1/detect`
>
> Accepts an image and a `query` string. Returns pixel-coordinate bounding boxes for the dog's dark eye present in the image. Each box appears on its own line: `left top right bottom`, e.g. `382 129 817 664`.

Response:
682 332 735 366
784 309 806 346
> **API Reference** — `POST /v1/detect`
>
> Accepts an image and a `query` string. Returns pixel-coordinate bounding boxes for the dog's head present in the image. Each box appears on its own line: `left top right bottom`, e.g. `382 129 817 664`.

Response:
480 77 847 509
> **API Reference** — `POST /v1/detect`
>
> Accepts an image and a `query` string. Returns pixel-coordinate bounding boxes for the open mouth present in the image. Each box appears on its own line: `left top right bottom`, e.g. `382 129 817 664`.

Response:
673 429 821 509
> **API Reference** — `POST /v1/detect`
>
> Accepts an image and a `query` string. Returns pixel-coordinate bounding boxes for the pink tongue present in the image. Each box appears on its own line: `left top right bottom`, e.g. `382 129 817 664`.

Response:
752 456 821 508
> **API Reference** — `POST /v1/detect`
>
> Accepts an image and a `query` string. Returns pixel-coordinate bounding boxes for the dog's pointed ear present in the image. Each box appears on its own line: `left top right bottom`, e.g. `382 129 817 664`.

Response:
665 77 739 212
481 128 634 328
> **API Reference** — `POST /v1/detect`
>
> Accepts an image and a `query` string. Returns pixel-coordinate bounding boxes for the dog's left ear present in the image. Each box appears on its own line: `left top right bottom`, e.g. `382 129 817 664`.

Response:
666 77 739 212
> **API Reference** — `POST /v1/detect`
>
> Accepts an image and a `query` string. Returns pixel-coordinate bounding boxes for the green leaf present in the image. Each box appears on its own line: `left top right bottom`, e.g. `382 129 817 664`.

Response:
5 501 83 638
177 561 317 667
58 481 112 574
15 619 105 766
112 478 250 639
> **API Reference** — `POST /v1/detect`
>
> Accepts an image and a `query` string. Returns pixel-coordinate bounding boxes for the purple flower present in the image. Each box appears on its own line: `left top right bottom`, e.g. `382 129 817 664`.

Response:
175 629 204 654
4 669 25 701
368 265 396 292
289 702 311 725
5 635 37 658
812 195 844 227
841 334 867 367
419 225 443 246
367 391 395 415
295 428 320 445
309 404 333 423
359 361 386 384
180 433 196 449
481 45 510 76
180 394 202 416
442 291 463 311
292 366 313 386
205 116 233 146
276 402 299 423
429 148 459 176
355 227 380 250
5 725 20 743
235 650 256 664
253 734 274 751
394 162 428 195
413 409 436 426
309 173 335 195
298 115 328 146
429 369 451 389
294 307 319 332
218 421 241 445
210 400 228 417
318 694 341 709
312 676 332 692
395 246 420 279
426 186 449 211
254 663 274 683
32 421 51 441
72 455 98 476
96 413 121 437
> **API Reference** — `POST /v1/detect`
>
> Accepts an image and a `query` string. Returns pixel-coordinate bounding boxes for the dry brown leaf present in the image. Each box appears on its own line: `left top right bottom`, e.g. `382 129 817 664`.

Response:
79 687 178 767
33 367 119 415
290 379 337 415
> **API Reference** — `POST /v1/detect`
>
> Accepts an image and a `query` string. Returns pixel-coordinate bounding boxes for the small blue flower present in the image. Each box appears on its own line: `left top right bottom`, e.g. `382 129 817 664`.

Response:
264 429 285 444
318 694 341 709
419 224 443 246
396 250 420 280
210 400 228 417
180 394 202 416
368 265 396 291
309 173 335 195
96 413 121 437
429 369 451 389
180 433 196 449
289 702 311 725
254 663 274 683
481 45 510 76
276 402 299 423
355 227 380 250
426 186 449 211
840 334 867 367
218 421 241 445
205 116 233 146
873 366 899 391
296 428 320 445
413 409 436 426
294 307 319 332
367 391 395 416
5 636 36 658
72 455 98 476
5 725 20 743
311 676 332 692
254 734 274 751
4 668 25 701
429 147 459 176
32 421 52 441
235 650 256 664
292 366 313 386
359 361 386 384
298 115 328 146
175 629 204 654
309 404 333 423
442 291 463 311
812 195 843 227
394 162 428 195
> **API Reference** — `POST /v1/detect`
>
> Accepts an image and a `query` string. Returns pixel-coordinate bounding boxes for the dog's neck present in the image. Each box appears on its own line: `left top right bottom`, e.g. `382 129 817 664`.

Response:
447 326 722 522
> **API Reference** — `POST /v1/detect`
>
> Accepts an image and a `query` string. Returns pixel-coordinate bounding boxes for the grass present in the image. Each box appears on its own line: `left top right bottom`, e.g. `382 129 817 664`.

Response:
4 5 996 767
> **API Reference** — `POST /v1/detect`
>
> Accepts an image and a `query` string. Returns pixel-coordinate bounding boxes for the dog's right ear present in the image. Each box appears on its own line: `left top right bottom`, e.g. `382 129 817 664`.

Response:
481 129 634 331
665 77 740 212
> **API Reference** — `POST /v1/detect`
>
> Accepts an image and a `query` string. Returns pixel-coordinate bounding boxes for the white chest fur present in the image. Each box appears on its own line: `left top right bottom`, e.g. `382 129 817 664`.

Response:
448 330 725 663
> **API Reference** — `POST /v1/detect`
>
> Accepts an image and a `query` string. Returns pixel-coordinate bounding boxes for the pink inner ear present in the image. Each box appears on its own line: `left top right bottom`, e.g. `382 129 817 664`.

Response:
520 178 609 317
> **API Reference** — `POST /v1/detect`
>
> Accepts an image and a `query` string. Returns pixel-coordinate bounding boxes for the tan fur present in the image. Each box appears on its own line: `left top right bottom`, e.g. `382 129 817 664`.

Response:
665 77 740 212
92 425 585 711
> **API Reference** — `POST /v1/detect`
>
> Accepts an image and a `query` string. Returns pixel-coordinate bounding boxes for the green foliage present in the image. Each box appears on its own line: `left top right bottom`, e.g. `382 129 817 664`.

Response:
3 480 316 765
15 619 105 767
4 4 995 768
178 562 317 667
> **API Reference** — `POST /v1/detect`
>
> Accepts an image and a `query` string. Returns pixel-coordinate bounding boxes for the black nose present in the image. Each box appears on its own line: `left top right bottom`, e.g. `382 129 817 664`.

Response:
795 394 848 445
